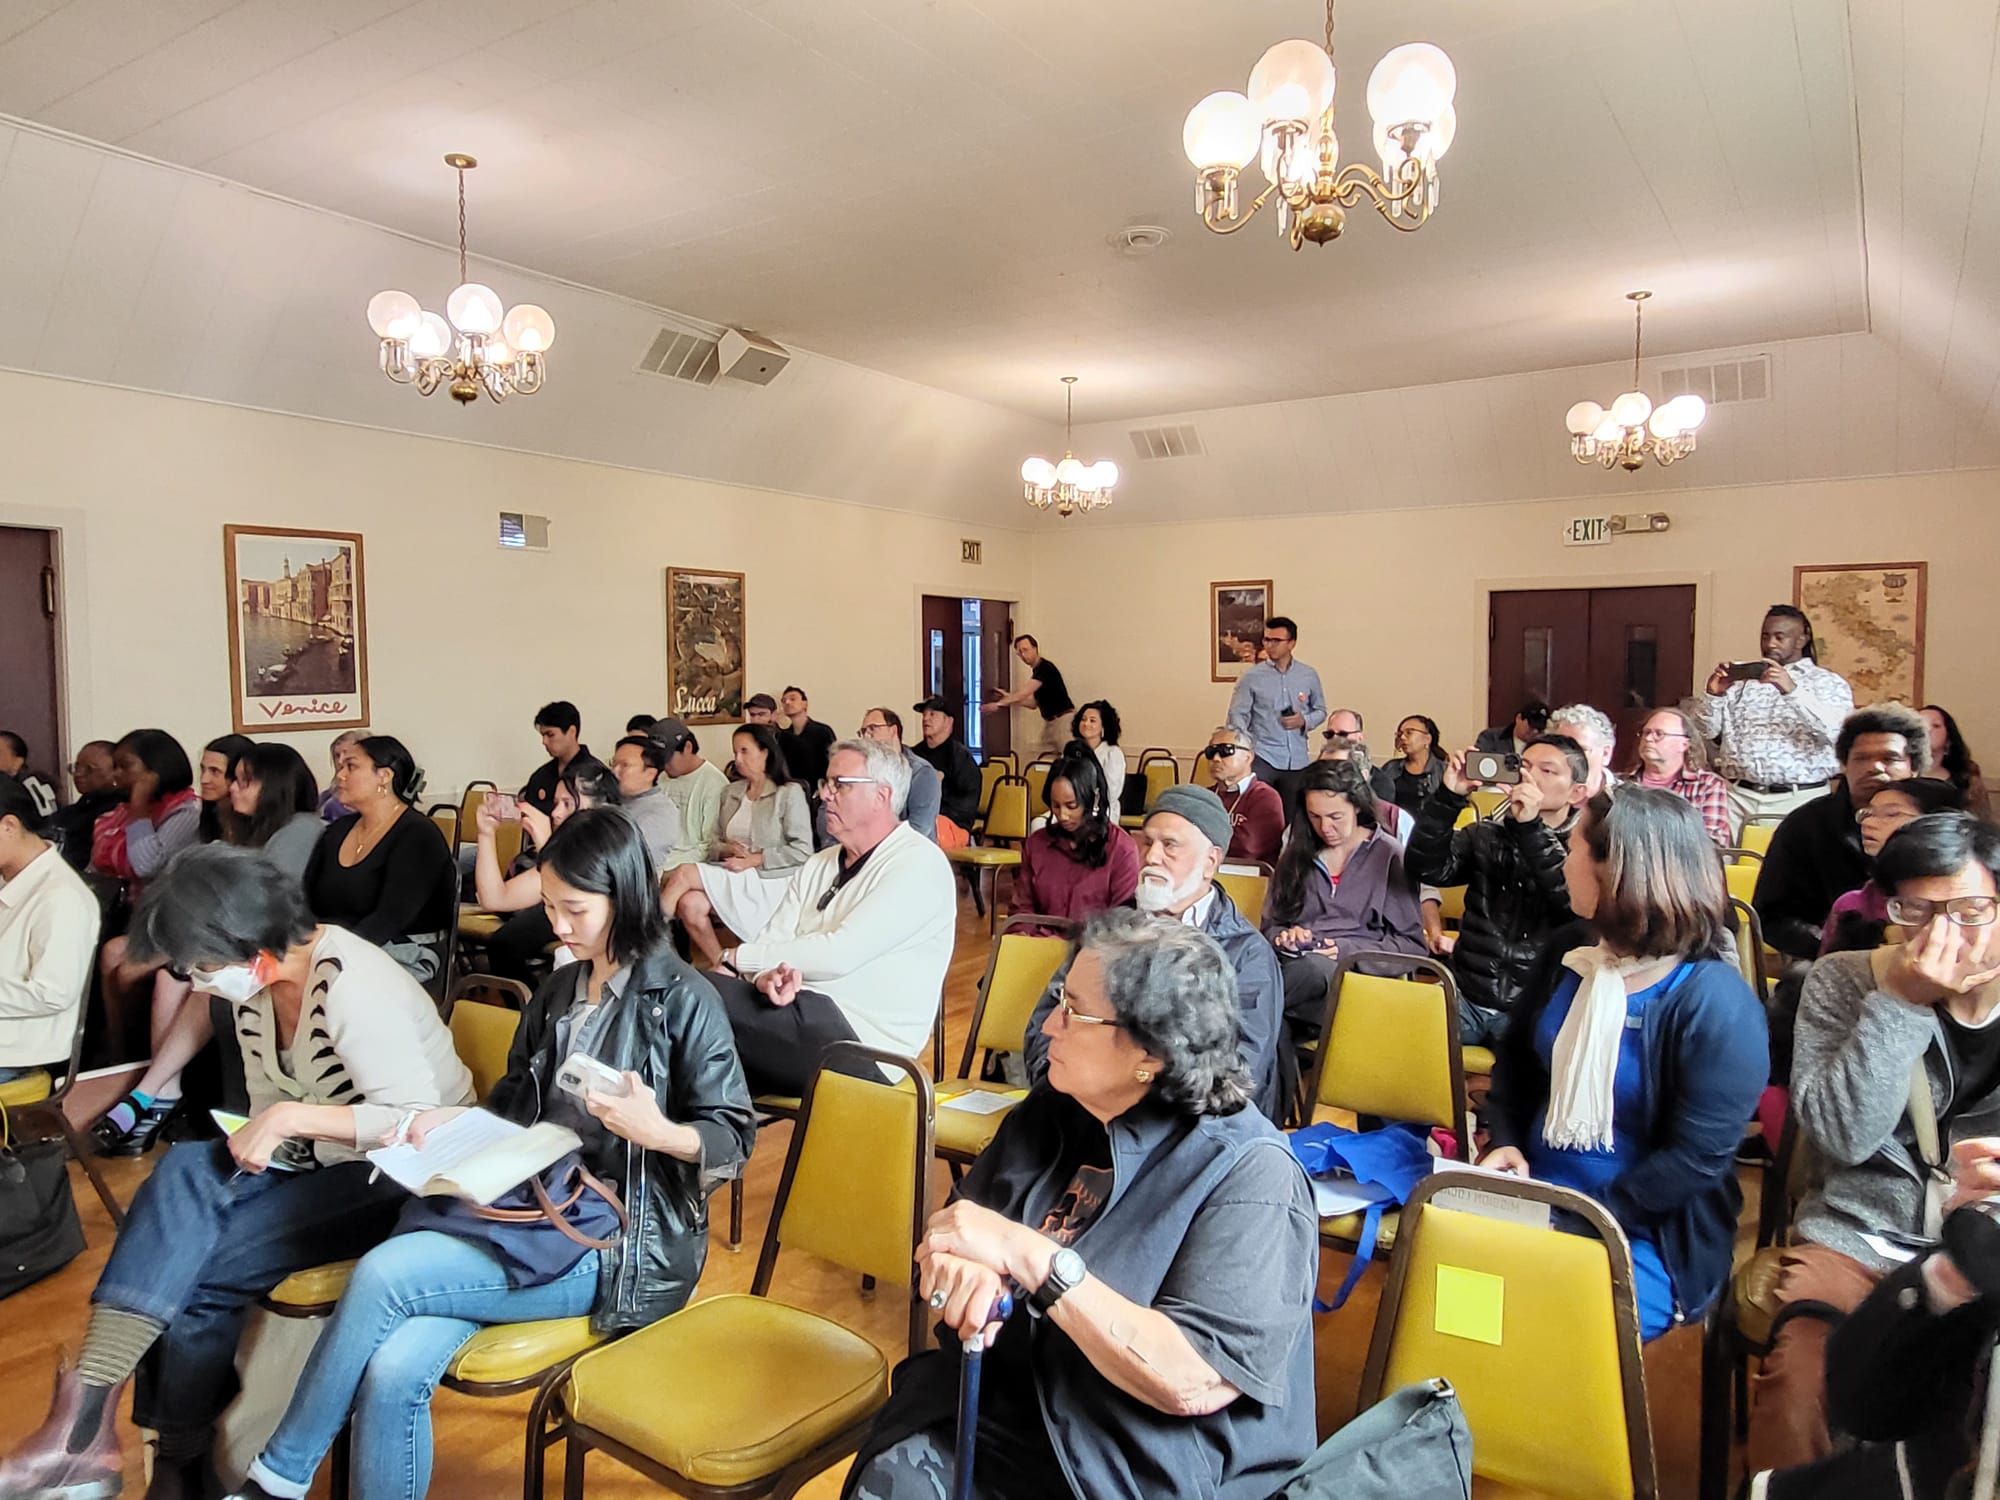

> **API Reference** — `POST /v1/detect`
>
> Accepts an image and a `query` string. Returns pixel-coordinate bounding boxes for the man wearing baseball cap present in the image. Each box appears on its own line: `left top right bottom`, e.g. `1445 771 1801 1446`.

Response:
1022 782 1286 1122
910 695 982 850
649 715 728 869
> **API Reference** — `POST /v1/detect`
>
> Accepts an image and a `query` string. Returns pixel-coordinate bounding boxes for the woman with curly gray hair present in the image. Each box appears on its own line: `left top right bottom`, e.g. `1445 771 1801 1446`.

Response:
843 910 1318 1500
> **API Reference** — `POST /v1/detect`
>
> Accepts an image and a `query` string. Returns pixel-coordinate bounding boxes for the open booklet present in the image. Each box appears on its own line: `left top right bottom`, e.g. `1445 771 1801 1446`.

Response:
365 1108 581 1207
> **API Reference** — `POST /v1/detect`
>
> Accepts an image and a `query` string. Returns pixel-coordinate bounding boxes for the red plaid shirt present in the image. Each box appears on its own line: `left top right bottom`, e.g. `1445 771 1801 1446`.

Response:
1640 767 1733 847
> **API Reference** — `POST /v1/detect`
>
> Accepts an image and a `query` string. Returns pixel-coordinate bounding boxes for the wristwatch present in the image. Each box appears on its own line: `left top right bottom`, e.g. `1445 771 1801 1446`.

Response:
1029 1246 1086 1314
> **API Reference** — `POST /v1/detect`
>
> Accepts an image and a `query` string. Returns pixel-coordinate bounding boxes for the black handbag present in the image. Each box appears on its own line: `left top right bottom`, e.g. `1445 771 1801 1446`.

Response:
0 1101 87 1300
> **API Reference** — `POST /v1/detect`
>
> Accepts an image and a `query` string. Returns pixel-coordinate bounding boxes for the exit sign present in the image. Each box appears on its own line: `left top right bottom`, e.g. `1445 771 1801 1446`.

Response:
1563 515 1613 546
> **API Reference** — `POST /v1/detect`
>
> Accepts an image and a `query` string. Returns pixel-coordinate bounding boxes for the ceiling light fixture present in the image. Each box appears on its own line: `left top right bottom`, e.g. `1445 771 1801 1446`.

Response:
1021 378 1118 518
1564 292 1708 472
1181 0 1458 250
366 155 555 405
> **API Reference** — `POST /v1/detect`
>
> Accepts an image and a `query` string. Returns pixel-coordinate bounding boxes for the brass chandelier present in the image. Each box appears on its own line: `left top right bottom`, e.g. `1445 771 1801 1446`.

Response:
366 155 556 405
1181 0 1458 250
1020 378 1118 518
1565 292 1708 472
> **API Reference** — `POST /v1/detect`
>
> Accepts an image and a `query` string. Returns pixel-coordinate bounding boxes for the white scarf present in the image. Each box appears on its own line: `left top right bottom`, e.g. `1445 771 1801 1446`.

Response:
1541 943 1661 1153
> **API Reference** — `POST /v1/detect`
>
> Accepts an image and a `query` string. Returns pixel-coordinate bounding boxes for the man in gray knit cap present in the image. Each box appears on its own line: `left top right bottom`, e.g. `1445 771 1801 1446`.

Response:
1025 782 1286 1122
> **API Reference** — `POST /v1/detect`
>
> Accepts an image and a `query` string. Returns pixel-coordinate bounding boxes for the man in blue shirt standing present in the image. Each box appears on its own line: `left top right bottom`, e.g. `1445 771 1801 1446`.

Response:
1225 615 1325 821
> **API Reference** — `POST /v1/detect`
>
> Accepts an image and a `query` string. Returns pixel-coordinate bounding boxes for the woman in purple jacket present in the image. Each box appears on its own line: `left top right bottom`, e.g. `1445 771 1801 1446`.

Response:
1263 760 1426 1027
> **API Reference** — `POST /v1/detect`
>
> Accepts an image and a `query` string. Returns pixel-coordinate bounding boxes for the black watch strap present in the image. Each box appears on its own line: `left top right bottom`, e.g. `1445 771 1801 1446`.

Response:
1030 1247 1084 1313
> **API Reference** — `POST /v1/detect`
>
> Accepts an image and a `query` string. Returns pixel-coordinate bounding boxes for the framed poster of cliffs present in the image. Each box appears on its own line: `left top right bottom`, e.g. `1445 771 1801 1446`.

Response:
223 525 369 734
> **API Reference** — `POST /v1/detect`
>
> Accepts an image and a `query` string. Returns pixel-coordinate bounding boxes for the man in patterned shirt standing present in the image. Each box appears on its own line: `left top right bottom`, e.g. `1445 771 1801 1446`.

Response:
1689 605 1854 839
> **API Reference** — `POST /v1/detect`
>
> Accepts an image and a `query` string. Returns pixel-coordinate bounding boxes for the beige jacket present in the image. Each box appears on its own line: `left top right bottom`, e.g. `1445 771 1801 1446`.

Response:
712 779 815 877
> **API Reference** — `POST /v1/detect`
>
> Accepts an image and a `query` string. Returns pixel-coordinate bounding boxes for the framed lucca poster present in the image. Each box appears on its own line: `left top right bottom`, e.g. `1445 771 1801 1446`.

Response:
1793 561 1927 705
1210 579 1274 683
223 525 369 734
665 567 746 723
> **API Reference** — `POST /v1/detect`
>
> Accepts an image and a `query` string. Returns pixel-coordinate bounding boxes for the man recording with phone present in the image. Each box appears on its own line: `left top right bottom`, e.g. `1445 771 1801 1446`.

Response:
1688 604 1855 839
1404 734 1589 1044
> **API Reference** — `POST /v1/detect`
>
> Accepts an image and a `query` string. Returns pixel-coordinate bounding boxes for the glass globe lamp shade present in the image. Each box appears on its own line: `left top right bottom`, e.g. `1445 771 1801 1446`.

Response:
445 282 504 335
1418 104 1457 163
502 303 556 353
1664 393 1707 430
1609 390 1653 428
1182 91 1261 169
366 290 421 341
1085 460 1120 490
1261 125 1321 186
409 312 453 359
1592 417 1624 444
485 338 513 366
1565 400 1606 437
1648 406 1683 438
1021 456 1057 487
1054 457 1085 486
1249 39 1336 126
1366 42 1457 127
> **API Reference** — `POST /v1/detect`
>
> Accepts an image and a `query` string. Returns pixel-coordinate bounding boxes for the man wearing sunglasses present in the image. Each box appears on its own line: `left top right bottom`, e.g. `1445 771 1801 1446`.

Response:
1752 811 2000 1474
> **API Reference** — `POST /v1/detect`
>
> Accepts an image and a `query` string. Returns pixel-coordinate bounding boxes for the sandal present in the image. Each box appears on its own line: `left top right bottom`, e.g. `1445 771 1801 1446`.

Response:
90 1092 178 1158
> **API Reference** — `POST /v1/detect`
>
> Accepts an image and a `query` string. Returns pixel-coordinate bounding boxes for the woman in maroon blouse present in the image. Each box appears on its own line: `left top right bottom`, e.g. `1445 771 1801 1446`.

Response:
1014 749 1140 932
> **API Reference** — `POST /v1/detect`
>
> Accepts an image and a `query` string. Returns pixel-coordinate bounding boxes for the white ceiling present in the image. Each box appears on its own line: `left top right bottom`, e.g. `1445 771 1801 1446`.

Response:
0 0 1871 419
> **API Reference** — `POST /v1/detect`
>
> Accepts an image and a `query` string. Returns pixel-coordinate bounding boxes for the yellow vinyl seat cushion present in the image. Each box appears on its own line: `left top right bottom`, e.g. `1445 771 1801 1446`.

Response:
1461 1046 1496 1077
266 1259 357 1308
754 1092 804 1116
1322 1207 1400 1252
0 1069 53 1108
457 907 505 940
1732 1246 1789 1347
944 846 1022 868
563 1294 888 1490
446 1316 606 1384
932 1083 1024 1158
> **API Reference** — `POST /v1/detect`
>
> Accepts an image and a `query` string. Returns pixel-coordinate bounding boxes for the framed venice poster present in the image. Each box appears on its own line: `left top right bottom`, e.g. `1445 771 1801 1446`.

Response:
665 567 746 723
1210 580 1274 683
1793 561 1927 705
223 525 369 734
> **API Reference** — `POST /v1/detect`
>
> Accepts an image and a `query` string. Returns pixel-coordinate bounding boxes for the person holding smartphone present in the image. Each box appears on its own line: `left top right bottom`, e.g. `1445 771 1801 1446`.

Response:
1688 604 1855 839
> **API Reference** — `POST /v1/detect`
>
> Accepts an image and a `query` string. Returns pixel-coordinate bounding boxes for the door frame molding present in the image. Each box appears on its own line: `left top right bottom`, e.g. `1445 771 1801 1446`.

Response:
0 502 91 780
1472 567 1717 721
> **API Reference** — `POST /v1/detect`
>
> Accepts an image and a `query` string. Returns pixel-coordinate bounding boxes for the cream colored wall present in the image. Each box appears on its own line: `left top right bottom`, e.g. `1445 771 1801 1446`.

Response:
0 371 1028 798
1024 472 2000 769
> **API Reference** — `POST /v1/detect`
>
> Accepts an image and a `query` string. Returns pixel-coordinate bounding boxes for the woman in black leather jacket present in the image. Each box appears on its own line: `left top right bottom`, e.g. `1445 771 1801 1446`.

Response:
223 809 756 1500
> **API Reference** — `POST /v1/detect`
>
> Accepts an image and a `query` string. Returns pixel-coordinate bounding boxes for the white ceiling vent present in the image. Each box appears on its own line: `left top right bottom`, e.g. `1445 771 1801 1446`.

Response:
1660 354 1771 407
638 328 721 385
1128 423 1205 460
498 512 550 551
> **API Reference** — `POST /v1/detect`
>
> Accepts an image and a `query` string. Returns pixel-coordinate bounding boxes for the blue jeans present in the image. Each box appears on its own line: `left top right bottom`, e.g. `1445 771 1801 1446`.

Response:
254 1231 598 1500
93 1139 404 1437
0 1063 35 1083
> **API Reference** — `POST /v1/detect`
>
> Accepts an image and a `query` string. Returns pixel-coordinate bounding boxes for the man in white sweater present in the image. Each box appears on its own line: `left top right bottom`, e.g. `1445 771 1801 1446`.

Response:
715 737 956 1093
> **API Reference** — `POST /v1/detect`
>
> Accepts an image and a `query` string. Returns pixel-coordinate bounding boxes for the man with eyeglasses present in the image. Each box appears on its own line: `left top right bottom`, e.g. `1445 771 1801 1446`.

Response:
1225 616 1325 822
48 739 119 870
711 738 955 1095
856 707 940 842
1633 707 1731 846
1755 704 1931 963
1022 783 1286 1123
1201 727 1284 866
1749 811 2000 1475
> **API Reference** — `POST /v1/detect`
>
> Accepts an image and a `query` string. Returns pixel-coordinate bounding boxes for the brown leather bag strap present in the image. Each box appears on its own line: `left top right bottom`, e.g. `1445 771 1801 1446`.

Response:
529 1166 628 1251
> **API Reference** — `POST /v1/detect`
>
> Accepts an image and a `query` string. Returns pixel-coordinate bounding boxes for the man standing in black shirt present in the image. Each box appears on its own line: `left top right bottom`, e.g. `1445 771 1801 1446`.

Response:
780 685 837 845
911 696 982 847
519 700 603 819
983 633 1074 759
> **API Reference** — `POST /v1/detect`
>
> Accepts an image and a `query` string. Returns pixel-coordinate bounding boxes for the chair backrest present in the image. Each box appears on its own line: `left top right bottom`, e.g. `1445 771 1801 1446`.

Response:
1192 754 1216 788
982 751 1017 776
1141 758 1180 808
492 817 526 870
1306 953 1468 1155
427 802 460 849
1360 1175 1657 1500
1024 760 1054 816
976 761 1007 822
1726 898 1769 1003
1214 869 1269 926
961 921 1073 1073
448 999 523 1098
1135 746 1179 771
456 781 498 848
983 777 1030 842
1434 884 1467 925
1467 788 1508 819
1739 820 1779 857
1722 859 1759 909
448 972 534 1012
756 1044 934 1355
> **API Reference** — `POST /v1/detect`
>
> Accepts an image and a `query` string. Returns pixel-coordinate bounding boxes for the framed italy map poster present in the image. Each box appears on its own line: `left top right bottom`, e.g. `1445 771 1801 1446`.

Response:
1793 561 1926 705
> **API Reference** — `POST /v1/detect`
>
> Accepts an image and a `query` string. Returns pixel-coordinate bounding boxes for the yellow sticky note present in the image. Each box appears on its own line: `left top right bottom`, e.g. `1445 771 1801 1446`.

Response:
1434 1265 1504 1346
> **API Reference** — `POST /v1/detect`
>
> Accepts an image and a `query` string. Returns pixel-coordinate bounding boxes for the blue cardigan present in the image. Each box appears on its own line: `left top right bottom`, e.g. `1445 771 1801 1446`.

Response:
1483 922 1768 1321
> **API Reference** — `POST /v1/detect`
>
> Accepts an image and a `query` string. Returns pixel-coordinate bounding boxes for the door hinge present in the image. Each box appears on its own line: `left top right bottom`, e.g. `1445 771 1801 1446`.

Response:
40 566 56 618
1488 611 1496 642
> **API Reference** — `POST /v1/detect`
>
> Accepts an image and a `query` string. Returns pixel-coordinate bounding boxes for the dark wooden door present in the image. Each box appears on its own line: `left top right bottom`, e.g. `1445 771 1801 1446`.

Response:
920 595 1014 760
1489 584 1696 765
977 598 1013 762
0 525 62 797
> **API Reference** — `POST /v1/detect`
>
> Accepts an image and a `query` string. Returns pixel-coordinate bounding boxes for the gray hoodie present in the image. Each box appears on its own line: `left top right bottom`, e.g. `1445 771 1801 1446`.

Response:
1792 948 2000 1269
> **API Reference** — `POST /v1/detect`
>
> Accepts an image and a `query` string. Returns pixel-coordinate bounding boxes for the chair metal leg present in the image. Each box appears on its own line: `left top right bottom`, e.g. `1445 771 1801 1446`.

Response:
50 1109 125 1228
986 870 998 933
962 864 985 918
522 1363 576 1500
1734 1353 1750 1441
1697 1303 1733 1500
330 1421 352 1500
563 1431 587 1500
728 1173 743 1252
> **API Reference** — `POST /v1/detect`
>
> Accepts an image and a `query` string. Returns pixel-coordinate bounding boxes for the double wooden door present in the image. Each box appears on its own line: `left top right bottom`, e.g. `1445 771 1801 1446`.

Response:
919 595 1014 760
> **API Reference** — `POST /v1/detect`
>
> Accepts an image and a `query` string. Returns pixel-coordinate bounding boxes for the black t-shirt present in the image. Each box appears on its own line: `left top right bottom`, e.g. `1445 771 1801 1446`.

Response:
782 718 837 791
911 736 982 829
1944 1007 2000 1118
520 747 601 817
1031 659 1073 722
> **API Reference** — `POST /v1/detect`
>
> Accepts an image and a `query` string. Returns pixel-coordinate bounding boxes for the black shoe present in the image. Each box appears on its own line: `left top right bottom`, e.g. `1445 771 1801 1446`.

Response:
216 1479 285 1500
90 1094 178 1158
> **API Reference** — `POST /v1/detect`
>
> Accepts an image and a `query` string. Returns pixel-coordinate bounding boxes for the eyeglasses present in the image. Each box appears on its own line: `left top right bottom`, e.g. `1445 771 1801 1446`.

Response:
857 722 890 734
1639 729 1689 741
1855 806 1919 825
1885 895 1999 928
818 775 876 797
1055 983 1125 1029
1260 634 1290 644
1200 744 1243 760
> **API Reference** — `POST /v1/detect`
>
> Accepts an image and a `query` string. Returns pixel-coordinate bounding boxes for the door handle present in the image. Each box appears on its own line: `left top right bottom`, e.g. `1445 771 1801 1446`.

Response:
40 566 56 618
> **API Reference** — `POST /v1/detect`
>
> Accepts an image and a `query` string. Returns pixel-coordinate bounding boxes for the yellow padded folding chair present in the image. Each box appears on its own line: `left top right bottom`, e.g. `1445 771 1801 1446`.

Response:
1721 849 1761 909
1359 1174 1658 1500
1738 819 1780 857
935 917 1072 1169
1302 953 1468 1253
1467 788 1509 819
1214 867 1270 926
972 760 1007 833
946 775 1028 932
427 802 460 850
1122 755 1183 829
455 781 497 849
554 1045 934 1500
1726 897 1770 1005
1023 758 1054 817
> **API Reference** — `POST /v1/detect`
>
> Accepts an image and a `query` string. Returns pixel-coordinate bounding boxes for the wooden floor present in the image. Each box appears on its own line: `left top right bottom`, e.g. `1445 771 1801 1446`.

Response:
1 896 1738 1499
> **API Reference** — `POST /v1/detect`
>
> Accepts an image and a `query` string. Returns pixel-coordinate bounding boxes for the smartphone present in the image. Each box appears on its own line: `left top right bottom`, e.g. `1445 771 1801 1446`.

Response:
1726 660 1772 682
1465 750 1522 785
488 791 521 821
556 1052 630 1100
